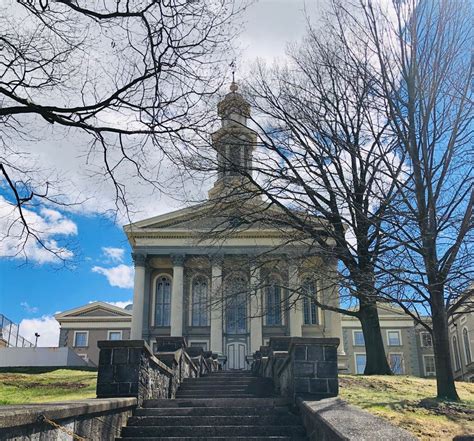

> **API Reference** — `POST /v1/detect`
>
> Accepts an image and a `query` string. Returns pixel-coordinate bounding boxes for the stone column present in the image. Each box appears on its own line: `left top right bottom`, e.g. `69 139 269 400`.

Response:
288 263 303 337
170 254 185 337
325 260 346 356
131 253 146 339
210 257 223 354
250 263 263 353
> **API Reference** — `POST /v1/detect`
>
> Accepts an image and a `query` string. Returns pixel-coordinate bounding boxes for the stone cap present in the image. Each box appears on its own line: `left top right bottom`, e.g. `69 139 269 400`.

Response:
0 398 137 429
155 336 187 352
98 339 153 354
289 338 340 351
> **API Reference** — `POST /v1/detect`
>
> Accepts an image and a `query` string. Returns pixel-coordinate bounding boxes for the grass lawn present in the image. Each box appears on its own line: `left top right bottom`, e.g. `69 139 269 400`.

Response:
339 375 474 441
0 368 97 405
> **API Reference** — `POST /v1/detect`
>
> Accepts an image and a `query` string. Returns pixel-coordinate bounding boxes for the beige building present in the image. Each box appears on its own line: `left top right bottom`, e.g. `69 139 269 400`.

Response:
449 305 474 382
123 83 343 369
55 302 132 366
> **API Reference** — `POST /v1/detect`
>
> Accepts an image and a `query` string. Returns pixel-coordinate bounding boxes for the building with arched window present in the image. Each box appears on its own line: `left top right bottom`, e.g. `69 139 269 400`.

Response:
123 83 343 369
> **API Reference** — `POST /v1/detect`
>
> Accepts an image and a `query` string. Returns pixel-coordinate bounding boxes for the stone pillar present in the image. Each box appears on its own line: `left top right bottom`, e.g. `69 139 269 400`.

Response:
210 257 223 354
288 263 303 337
250 263 263 353
131 253 146 339
324 261 345 356
170 254 185 337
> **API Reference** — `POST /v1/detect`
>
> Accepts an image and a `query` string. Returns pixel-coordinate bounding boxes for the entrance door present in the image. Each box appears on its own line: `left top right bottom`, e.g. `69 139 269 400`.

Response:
227 342 247 369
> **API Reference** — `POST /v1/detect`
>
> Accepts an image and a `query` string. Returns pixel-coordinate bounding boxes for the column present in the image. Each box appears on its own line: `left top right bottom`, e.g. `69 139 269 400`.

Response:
250 263 263 353
170 254 185 337
210 257 223 354
131 253 146 339
325 261 345 355
288 263 303 337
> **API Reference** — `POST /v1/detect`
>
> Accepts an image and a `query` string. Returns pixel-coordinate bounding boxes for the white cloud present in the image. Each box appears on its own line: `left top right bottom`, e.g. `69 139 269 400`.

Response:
19 315 60 347
92 264 134 288
20 301 39 314
0 196 78 264
101 247 125 263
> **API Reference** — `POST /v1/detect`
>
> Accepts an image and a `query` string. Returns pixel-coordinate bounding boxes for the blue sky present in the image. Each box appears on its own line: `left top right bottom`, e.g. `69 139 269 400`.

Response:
0 214 134 345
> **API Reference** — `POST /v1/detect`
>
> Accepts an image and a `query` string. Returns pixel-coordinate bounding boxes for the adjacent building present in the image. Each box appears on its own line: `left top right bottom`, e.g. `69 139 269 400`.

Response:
55 302 132 366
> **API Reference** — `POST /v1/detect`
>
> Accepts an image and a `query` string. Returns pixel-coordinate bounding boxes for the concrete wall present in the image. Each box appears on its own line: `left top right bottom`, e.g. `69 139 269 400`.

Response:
0 347 88 367
0 398 136 441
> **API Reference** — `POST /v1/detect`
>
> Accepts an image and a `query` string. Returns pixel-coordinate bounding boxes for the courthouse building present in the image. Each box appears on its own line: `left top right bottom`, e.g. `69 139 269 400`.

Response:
123 83 343 369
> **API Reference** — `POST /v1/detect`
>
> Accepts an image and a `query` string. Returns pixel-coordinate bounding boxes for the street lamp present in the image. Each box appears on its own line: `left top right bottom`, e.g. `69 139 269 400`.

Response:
34 332 40 347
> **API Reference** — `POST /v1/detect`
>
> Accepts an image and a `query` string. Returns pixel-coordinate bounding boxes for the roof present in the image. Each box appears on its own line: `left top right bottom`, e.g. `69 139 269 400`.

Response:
55 301 132 323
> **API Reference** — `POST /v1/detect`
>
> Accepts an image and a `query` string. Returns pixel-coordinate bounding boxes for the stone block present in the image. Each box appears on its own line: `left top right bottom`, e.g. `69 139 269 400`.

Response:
155 336 186 351
118 382 131 395
113 348 128 364
294 362 315 377
128 348 142 364
328 379 339 395
98 364 114 383
99 348 112 365
317 361 338 378
294 378 310 393
324 346 337 362
97 382 118 397
307 345 324 361
116 364 138 383
309 379 329 394
294 345 307 360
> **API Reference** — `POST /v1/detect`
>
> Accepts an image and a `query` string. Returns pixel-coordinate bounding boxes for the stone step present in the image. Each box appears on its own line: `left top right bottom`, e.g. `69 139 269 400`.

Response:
175 393 259 399
143 398 289 408
182 378 256 384
134 406 294 417
117 437 308 441
178 386 251 392
127 415 301 427
121 425 307 438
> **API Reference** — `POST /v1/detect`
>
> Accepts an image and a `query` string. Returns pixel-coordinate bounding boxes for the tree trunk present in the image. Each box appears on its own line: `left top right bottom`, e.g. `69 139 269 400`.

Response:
431 293 459 401
358 301 392 375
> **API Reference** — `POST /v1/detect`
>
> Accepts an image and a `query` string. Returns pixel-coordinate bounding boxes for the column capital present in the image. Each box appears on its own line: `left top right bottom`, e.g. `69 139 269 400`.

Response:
171 254 185 266
132 252 147 267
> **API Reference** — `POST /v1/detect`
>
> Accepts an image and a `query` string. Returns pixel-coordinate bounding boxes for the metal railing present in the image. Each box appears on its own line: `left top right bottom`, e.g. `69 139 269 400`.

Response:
0 314 35 347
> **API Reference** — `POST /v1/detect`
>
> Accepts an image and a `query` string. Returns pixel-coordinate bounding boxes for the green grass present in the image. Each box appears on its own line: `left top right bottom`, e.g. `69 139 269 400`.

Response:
339 375 474 440
0 368 98 405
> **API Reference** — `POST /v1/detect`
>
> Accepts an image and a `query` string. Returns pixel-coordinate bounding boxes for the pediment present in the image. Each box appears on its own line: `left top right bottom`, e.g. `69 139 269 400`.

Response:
55 302 132 320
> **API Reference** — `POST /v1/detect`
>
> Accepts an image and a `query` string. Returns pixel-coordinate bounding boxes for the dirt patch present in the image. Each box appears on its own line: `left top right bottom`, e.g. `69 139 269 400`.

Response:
1 380 88 389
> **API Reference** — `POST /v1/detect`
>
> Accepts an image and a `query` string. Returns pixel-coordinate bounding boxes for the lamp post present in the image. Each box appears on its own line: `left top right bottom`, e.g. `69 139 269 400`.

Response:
34 332 40 347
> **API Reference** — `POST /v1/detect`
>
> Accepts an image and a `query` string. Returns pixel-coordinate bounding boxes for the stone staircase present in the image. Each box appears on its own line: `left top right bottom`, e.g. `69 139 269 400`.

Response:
116 370 308 440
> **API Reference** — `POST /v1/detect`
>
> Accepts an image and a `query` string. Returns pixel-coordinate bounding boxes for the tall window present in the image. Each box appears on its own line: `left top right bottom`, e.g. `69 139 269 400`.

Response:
463 328 472 364
192 276 208 326
423 355 436 376
452 335 461 371
155 276 171 326
355 354 366 374
387 330 401 346
266 277 282 325
226 276 247 334
353 330 365 346
389 354 404 374
421 332 433 348
74 331 88 347
302 279 318 325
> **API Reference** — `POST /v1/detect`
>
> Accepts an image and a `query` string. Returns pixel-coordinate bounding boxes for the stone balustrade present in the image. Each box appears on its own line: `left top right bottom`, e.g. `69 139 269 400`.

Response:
252 337 340 401
97 338 220 405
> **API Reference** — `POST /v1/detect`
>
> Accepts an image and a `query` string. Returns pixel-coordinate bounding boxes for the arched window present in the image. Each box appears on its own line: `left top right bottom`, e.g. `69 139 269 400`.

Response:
192 276 208 326
226 275 247 334
463 328 472 364
452 335 461 371
302 279 318 325
155 276 171 326
266 276 282 325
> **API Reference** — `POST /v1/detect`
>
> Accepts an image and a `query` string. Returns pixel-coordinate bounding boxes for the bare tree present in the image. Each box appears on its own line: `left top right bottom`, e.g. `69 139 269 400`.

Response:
0 0 241 261
353 0 473 400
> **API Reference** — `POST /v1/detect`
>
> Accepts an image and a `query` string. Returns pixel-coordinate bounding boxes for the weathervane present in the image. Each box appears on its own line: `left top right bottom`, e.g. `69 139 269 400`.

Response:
230 59 238 92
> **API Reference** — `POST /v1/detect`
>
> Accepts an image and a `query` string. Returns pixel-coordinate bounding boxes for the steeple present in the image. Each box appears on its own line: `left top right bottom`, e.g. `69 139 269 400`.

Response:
208 82 257 199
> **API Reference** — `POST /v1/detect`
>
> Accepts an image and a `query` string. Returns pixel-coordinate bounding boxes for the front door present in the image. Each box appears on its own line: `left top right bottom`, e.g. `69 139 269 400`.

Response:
227 341 247 369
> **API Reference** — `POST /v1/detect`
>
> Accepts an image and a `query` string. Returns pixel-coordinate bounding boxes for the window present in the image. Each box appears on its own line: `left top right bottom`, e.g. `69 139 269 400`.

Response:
355 353 366 374
155 275 172 326
420 332 433 348
452 335 461 371
265 277 282 325
462 328 472 364
192 276 209 326
226 276 247 334
387 330 402 346
107 330 122 340
74 331 88 347
302 279 318 325
423 355 436 377
353 330 365 346
389 353 404 374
